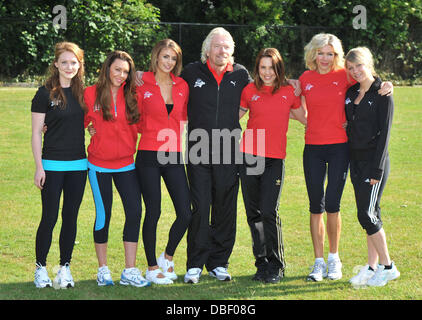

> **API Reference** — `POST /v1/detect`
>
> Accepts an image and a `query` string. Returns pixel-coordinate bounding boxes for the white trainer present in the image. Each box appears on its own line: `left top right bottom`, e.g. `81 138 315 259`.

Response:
327 258 343 280
54 263 74 289
97 266 114 286
145 268 173 285
367 262 400 287
184 268 202 284
209 267 232 281
307 260 327 282
120 267 151 287
350 265 376 287
34 263 52 288
157 252 177 280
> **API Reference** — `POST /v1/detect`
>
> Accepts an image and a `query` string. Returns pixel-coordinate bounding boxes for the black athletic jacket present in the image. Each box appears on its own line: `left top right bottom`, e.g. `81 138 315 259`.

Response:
181 61 251 133
345 77 394 180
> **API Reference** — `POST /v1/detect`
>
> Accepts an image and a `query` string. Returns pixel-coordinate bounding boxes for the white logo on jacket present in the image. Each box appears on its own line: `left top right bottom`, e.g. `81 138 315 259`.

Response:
144 91 153 99
230 81 236 86
305 83 313 91
345 97 351 104
368 100 373 106
194 78 206 88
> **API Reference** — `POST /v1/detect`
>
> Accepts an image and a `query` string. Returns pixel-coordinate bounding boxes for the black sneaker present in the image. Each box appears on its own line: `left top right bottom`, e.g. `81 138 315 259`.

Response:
252 266 267 281
265 269 284 284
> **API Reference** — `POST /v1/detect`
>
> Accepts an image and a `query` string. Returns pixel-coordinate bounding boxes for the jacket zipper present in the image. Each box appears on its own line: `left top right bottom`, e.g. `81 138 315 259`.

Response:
215 85 220 126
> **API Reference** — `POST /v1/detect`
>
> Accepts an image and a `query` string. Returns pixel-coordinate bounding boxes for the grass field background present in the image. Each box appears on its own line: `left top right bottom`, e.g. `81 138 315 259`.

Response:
0 87 421 300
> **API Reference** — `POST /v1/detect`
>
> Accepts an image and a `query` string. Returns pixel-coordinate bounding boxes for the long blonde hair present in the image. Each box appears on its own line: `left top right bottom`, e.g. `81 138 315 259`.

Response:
304 33 344 72
45 42 86 112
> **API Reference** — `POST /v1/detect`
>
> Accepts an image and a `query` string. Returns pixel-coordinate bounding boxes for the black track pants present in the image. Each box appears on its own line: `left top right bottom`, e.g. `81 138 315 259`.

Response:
240 157 286 272
186 162 239 271
350 156 389 235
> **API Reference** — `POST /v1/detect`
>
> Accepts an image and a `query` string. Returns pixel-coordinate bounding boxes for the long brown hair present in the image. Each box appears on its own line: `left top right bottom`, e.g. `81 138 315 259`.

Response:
95 50 139 124
149 39 183 76
253 48 288 94
45 42 86 112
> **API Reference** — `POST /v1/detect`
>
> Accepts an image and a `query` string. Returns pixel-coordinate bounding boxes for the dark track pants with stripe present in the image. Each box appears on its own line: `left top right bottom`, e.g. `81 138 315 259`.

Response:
36 170 87 266
239 157 286 274
350 156 389 235
186 162 239 271
88 169 142 243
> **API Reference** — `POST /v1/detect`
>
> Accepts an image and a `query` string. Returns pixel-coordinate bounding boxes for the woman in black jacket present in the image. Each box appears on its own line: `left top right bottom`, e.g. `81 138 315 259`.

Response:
345 47 399 287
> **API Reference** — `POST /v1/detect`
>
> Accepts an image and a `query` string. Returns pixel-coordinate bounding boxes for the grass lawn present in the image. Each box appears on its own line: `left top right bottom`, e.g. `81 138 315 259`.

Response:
0 87 421 302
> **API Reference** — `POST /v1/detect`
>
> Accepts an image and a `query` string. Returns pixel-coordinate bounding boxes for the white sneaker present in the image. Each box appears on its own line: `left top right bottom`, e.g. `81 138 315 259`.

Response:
367 262 400 287
157 252 177 280
184 268 202 284
97 266 114 286
209 267 232 281
54 263 74 289
327 258 343 280
120 268 151 287
350 265 376 287
307 260 327 282
145 268 173 285
34 263 52 288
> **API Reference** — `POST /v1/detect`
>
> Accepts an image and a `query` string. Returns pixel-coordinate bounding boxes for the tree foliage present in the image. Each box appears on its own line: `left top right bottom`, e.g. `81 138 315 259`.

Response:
0 0 168 82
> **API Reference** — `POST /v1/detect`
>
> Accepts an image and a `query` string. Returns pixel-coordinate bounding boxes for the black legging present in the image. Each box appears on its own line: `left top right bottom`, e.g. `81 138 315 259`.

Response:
136 162 192 267
36 170 87 266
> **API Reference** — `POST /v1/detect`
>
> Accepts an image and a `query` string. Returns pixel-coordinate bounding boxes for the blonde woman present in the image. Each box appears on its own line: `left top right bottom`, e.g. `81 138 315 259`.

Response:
31 42 87 288
345 47 399 287
299 33 392 282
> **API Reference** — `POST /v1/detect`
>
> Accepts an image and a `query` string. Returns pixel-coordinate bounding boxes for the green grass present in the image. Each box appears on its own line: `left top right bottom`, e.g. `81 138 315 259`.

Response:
0 87 421 301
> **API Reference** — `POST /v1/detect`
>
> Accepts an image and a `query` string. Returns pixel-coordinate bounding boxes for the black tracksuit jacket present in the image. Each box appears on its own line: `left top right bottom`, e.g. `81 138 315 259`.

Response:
181 61 251 133
345 77 394 180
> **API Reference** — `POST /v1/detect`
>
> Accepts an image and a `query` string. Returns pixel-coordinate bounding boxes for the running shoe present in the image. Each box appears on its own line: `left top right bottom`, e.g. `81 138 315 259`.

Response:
157 252 177 280
349 265 376 286
54 263 74 289
34 263 52 288
120 268 151 287
184 268 202 284
367 262 400 287
209 267 232 281
327 258 343 280
97 265 114 286
307 260 327 282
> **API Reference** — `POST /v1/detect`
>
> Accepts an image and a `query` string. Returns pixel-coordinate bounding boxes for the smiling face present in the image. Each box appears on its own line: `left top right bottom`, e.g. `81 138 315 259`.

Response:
346 60 373 83
207 33 234 70
109 58 130 89
258 57 276 86
315 44 335 74
54 51 80 84
156 47 178 74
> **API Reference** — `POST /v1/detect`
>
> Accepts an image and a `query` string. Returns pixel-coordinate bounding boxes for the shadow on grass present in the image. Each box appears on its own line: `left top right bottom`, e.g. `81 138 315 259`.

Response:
0 274 350 300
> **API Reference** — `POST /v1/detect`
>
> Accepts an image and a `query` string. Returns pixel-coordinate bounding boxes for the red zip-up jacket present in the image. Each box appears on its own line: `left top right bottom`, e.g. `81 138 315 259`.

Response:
84 84 139 169
137 72 188 152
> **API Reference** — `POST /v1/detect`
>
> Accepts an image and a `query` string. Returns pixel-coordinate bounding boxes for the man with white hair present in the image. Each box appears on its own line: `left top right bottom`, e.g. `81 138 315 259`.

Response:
181 27 252 283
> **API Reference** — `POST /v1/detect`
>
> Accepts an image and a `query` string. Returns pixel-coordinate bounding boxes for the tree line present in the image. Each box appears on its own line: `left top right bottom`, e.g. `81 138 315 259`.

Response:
1 0 421 83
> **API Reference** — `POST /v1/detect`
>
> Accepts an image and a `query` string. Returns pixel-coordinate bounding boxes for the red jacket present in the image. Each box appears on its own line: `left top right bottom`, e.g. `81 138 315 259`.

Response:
137 72 188 152
84 84 139 169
